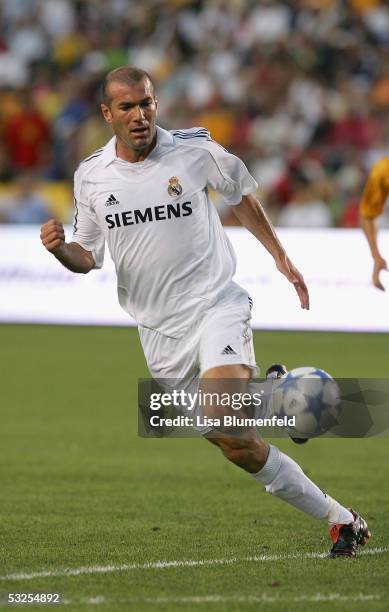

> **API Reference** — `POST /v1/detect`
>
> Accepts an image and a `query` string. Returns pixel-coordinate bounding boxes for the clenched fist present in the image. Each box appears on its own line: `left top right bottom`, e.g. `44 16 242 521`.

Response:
40 219 65 253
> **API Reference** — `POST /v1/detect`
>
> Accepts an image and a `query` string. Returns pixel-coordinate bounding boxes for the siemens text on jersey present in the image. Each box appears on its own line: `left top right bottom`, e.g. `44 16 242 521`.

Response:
105 201 193 229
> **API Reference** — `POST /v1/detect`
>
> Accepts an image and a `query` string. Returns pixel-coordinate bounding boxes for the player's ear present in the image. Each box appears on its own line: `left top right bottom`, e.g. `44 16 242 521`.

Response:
101 103 113 124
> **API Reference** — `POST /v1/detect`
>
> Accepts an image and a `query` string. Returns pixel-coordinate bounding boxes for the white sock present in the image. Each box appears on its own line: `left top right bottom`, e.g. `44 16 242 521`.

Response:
253 445 354 524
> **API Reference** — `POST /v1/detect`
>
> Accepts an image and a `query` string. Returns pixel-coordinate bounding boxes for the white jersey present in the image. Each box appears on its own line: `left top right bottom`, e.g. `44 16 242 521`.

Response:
72 126 257 338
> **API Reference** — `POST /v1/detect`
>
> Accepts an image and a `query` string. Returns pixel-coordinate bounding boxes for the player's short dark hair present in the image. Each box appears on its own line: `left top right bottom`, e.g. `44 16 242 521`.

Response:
101 66 155 106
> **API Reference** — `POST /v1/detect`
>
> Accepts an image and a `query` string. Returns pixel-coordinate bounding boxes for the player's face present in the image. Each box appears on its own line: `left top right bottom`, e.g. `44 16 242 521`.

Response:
101 78 157 152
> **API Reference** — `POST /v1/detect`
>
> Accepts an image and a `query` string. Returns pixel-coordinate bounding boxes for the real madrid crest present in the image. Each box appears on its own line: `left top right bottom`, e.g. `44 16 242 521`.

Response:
167 176 183 197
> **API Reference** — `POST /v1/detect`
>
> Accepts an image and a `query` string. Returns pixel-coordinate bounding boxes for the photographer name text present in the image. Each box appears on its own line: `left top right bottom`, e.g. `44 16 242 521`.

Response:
148 415 296 428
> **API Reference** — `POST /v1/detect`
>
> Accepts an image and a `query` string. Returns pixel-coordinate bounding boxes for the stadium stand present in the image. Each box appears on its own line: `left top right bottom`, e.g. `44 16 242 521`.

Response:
0 0 388 226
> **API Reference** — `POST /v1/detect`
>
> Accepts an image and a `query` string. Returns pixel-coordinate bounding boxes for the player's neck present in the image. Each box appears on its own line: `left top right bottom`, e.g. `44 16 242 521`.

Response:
115 133 157 163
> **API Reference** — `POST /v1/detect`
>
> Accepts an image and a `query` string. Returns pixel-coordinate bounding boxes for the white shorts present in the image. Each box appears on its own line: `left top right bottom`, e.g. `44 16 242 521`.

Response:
138 281 259 389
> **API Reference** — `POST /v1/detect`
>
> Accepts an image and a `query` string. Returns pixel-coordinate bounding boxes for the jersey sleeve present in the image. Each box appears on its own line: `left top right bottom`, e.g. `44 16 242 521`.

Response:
360 157 389 219
71 170 105 269
205 141 258 206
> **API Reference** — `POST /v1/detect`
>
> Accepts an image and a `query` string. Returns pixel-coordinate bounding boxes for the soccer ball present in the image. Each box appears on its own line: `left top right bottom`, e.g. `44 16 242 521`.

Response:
272 367 341 438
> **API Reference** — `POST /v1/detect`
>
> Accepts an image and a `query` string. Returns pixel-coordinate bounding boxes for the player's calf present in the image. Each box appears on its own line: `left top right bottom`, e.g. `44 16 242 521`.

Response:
207 431 269 473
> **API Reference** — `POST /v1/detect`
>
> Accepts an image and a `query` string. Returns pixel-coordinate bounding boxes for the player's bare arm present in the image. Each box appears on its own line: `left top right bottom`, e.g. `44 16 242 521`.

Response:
360 215 387 291
359 158 389 290
232 193 310 310
40 219 95 274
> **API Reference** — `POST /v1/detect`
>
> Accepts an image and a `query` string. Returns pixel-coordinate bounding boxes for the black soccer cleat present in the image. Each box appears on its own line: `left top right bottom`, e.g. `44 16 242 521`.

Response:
329 509 371 558
265 364 309 445
265 363 288 380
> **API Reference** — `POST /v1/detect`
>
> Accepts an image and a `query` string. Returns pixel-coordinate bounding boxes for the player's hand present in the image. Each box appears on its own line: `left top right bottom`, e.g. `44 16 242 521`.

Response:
275 254 310 310
373 255 388 291
40 219 65 253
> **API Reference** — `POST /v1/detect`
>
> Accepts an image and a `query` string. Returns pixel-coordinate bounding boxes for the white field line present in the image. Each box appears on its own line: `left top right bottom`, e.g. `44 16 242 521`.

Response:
1 547 388 583
61 593 382 606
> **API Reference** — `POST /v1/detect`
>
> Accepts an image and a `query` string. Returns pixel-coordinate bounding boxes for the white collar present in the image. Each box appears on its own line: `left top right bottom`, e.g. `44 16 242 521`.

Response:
100 126 174 167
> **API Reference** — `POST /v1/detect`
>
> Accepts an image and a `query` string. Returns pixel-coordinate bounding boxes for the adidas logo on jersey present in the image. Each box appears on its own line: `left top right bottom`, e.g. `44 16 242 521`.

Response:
105 194 120 206
221 345 237 355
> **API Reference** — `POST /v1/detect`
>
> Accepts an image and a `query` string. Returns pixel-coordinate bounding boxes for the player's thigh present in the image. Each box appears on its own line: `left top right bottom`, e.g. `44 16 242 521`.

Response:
198 305 265 450
202 364 252 379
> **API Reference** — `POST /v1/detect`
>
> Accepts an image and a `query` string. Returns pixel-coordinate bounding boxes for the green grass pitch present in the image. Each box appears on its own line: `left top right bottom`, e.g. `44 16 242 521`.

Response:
0 325 388 611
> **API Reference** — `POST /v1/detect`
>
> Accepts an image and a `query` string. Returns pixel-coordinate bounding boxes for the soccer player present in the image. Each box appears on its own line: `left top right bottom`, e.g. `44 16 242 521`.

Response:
360 157 389 290
40 67 370 557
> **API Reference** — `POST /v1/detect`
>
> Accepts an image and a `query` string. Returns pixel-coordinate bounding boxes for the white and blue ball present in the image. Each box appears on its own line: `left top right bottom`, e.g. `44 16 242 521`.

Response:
273 367 341 438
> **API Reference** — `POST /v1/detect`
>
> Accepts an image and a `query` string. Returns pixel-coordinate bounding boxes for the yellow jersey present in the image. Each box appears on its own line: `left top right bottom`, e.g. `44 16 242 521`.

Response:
360 157 389 219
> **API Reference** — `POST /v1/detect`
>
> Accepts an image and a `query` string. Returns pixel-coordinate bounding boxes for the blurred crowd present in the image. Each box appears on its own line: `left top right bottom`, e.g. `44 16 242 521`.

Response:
1 0 389 227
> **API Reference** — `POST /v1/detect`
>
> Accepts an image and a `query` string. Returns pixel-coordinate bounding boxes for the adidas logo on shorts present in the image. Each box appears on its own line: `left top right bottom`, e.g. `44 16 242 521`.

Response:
221 345 237 355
